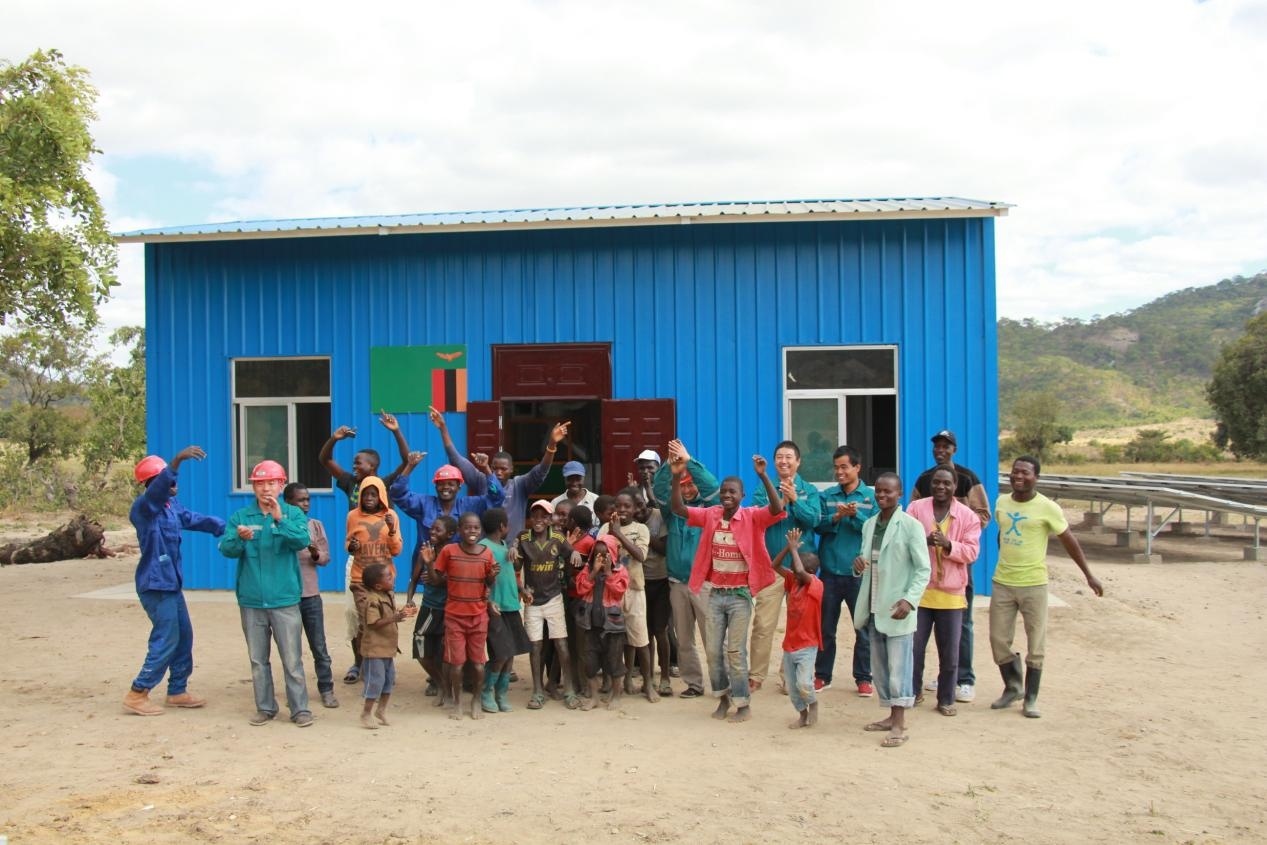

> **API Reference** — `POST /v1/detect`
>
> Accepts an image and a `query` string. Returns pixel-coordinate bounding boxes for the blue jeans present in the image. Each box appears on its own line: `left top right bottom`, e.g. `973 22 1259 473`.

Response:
705 589 753 707
815 571 872 684
782 646 818 713
299 595 334 694
240 605 310 719
868 618 915 709
361 657 396 700
958 574 975 685
133 590 194 695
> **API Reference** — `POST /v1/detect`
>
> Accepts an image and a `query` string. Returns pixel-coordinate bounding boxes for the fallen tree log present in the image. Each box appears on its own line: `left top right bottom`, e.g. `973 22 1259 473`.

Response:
0 515 112 565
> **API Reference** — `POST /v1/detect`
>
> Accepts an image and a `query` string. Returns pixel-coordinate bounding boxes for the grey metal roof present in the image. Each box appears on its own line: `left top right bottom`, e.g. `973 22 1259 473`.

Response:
115 197 1012 244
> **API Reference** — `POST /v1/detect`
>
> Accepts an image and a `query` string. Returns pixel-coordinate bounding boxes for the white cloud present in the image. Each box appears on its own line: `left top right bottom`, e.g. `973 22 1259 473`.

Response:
5 0 1267 329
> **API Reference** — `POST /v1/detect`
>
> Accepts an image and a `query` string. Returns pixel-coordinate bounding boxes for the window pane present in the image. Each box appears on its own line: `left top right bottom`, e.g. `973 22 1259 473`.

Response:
789 398 838 484
786 348 895 390
295 401 332 488
243 405 290 476
235 359 330 398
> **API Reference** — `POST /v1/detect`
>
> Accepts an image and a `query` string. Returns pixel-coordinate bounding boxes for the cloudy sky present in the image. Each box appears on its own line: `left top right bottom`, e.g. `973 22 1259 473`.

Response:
7 0 1267 332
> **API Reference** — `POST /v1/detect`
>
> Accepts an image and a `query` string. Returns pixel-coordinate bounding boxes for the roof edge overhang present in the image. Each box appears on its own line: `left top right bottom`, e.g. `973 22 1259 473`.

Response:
116 205 1010 245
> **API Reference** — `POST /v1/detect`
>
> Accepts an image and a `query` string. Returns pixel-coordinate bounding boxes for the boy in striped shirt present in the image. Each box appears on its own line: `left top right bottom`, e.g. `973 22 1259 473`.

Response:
434 512 499 720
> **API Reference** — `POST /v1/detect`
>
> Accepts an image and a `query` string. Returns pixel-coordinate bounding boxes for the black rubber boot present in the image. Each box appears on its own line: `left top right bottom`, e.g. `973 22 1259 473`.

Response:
990 654 1024 709
1022 666 1042 718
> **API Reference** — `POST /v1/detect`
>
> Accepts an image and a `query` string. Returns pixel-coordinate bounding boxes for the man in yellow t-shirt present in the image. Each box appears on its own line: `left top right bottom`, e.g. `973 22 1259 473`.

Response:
991 456 1103 719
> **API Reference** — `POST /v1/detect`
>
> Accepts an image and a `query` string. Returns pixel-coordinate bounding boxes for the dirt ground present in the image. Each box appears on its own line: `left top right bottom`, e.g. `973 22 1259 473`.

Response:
1 512 1265 845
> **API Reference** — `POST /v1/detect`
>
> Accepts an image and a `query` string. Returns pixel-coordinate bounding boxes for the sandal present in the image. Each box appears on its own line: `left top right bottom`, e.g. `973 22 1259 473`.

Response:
881 733 909 747
937 704 957 717
527 692 546 710
564 693 581 710
342 666 360 684
657 681 674 697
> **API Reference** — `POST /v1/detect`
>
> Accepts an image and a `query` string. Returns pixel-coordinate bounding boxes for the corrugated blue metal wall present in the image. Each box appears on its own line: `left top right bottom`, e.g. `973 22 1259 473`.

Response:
145 217 999 592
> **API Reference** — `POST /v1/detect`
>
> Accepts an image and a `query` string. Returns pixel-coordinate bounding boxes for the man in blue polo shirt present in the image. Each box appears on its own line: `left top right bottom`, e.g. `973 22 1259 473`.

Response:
814 444 877 696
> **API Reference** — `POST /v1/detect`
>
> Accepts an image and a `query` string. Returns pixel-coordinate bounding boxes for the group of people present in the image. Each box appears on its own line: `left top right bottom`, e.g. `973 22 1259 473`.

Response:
124 412 1103 745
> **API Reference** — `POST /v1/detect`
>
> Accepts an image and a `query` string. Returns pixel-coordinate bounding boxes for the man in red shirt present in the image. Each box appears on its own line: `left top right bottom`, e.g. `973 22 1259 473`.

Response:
670 452 784 723
773 527 824 728
434 512 499 721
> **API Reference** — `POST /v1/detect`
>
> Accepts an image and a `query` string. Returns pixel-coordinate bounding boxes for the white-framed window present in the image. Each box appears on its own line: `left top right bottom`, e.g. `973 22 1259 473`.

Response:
783 346 899 487
232 357 332 491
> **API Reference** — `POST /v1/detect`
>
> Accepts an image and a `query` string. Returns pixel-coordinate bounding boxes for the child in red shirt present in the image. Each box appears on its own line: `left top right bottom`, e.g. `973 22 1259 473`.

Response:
434 512 498 720
773 527 824 728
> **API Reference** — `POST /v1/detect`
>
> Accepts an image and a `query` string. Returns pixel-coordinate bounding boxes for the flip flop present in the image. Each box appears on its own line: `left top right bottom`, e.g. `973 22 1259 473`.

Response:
342 666 360 684
527 692 546 710
564 693 581 710
881 733 909 747
937 704 957 717
864 721 892 732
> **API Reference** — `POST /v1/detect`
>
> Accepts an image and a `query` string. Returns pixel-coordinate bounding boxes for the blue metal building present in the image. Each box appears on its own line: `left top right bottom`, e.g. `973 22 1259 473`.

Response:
118 198 1009 592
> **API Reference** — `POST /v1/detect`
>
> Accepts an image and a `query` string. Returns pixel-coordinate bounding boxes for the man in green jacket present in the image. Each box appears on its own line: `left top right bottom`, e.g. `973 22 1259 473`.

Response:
852 473 931 748
219 460 315 727
652 438 719 698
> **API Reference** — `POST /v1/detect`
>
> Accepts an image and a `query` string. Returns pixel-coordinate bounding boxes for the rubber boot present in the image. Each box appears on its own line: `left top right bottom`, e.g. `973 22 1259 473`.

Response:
495 671 513 712
1022 666 1042 718
990 654 1024 709
123 687 164 716
480 671 499 713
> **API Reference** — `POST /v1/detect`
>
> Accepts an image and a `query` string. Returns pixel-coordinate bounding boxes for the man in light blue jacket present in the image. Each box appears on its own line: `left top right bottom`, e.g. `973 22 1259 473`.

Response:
852 473 931 748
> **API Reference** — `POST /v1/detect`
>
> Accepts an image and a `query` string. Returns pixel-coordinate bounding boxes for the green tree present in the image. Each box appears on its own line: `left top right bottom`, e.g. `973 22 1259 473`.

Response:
1 48 116 327
1004 393 1074 460
81 326 146 477
1207 311 1267 459
0 320 90 464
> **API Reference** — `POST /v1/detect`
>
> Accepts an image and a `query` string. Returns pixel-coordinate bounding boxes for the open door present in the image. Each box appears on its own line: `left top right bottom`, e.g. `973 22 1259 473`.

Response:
600 398 676 494
466 401 502 455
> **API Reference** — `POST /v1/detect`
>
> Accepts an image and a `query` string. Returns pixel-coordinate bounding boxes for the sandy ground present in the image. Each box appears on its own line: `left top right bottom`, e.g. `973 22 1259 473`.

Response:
1 513 1266 845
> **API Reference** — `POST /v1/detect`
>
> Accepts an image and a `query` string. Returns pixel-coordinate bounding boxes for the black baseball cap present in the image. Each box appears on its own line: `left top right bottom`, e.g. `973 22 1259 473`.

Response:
931 430 957 446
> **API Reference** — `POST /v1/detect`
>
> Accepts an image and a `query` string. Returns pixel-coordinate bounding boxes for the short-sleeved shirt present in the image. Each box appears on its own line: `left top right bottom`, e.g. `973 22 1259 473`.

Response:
597 520 650 590
708 518 748 589
994 492 1069 587
517 530 569 605
360 588 399 658
782 571 824 652
435 543 494 617
481 538 518 612
914 464 982 499
641 509 669 581
567 534 595 598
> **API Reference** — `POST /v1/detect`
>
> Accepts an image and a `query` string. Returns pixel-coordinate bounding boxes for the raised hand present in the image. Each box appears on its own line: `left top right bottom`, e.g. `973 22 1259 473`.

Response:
378 409 399 431
428 406 446 431
174 445 207 463
407 450 426 467
668 439 691 462
334 425 356 440
785 526 802 548
550 421 571 445
752 454 768 475
471 452 491 473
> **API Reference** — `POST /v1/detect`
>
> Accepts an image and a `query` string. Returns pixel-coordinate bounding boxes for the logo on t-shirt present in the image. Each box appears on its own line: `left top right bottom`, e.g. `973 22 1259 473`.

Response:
1004 511 1028 537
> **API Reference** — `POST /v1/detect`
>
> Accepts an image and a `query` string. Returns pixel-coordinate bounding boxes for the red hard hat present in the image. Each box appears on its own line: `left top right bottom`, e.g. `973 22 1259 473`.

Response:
249 460 287 483
433 464 463 483
134 455 167 484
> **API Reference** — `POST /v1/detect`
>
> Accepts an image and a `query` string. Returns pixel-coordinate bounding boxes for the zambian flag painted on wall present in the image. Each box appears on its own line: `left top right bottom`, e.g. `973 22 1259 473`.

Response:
369 345 467 414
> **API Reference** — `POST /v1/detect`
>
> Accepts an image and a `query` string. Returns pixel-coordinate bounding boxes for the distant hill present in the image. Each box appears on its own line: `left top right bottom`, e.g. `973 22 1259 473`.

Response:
999 272 1267 428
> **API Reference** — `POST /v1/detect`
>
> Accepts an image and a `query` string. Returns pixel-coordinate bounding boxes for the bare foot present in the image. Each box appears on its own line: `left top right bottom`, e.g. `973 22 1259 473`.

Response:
432 693 448 708
375 709 389 726
360 713 379 730
788 714 806 729
727 705 751 723
644 683 660 703
579 697 595 711
447 704 463 721
806 701 818 727
469 698 484 720
606 695 623 711
864 719 894 732
623 677 636 695
712 697 731 720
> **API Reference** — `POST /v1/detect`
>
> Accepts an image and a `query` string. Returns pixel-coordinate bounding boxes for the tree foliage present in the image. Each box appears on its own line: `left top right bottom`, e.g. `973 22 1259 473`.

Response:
81 325 146 476
1207 311 1267 459
0 48 116 327
0 320 92 464
1002 393 1073 461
